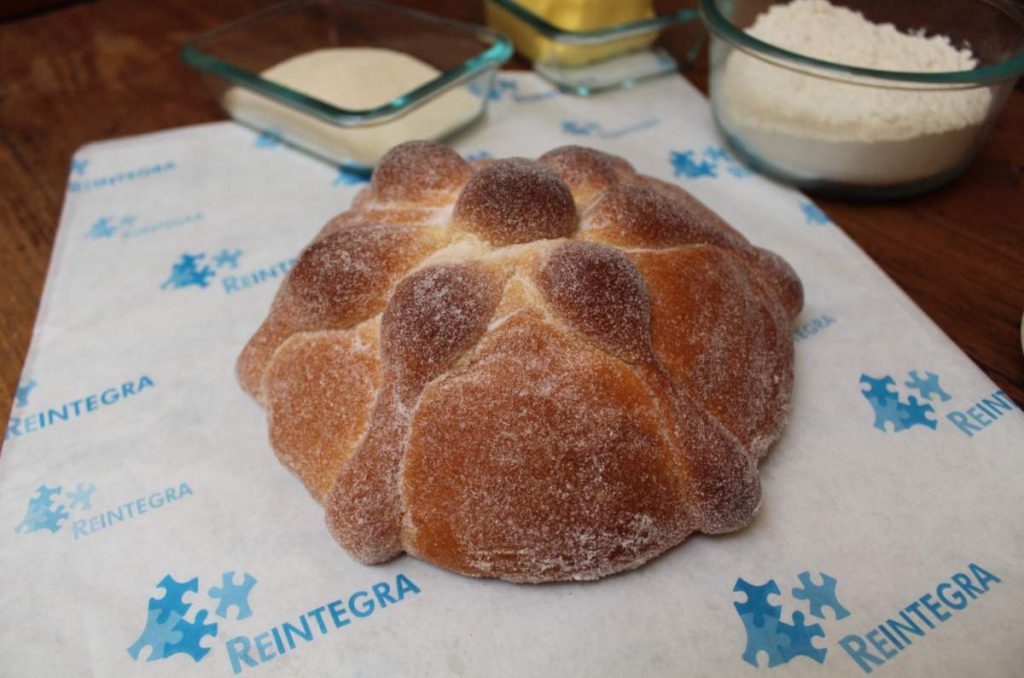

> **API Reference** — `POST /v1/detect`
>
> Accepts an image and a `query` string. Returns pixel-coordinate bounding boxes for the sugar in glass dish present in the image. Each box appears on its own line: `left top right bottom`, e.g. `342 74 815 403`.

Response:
700 0 1024 198
182 0 512 171
485 0 704 95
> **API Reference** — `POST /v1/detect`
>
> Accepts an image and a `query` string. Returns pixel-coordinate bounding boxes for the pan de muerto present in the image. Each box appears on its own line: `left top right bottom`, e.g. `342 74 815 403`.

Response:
238 141 803 583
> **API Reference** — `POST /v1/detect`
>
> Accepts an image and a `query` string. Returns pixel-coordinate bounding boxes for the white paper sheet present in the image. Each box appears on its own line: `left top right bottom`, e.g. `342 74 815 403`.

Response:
2 72 1022 678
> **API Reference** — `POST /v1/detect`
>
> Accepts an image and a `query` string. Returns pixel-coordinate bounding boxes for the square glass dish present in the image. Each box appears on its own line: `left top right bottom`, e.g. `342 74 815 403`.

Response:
484 0 703 95
182 0 512 170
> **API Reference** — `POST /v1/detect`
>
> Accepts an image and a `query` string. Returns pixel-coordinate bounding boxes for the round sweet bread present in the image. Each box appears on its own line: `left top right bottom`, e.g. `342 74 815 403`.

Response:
238 141 803 583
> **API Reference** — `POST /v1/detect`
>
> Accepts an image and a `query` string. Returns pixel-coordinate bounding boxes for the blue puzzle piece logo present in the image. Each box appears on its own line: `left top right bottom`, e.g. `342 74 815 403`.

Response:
67 482 97 510
161 254 216 290
734 578 782 626
209 571 258 620
212 248 242 270
149 574 198 623
670 149 716 178
130 574 219 663
800 201 830 225
15 379 36 408
904 370 951 403
129 570 257 663
14 485 68 534
160 248 244 291
778 611 826 664
739 613 789 668
254 128 282 148
792 571 850 621
164 609 218 662
333 166 370 187
127 609 183 662
86 214 136 240
859 371 945 433
734 570 848 669
670 146 752 180
14 481 97 535
87 216 117 239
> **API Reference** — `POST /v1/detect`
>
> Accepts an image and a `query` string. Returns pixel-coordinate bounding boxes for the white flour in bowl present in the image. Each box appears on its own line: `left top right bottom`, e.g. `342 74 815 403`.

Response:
715 0 993 185
223 48 480 167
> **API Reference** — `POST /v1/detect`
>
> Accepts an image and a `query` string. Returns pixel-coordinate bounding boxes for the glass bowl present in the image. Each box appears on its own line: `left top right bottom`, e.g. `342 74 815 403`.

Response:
701 0 1024 198
182 0 512 170
485 0 704 95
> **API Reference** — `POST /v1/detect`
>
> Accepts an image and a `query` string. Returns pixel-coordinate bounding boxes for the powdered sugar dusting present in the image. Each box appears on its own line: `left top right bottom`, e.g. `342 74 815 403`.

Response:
582 180 746 250
265 325 381 501
539 145 635 208
240 142 803 583
402 312 691 582
452 158 578 246
371 140 473 205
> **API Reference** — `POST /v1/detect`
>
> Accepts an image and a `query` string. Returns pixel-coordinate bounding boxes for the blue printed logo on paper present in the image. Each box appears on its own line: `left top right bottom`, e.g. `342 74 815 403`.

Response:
127 570 258 663
14 480 194 540
14 482 96 534
161 249 242 290
860 370 1017 438
839 563 1001 674
670 146 752 179
225 573 420 675
794 314 837 344
87 212 202 240
161 248 298 296
15 378 37 407
87 215 135 239
800 201 831 225
471 77 560 103
561 117 659 140
859 371 948 433
333 166 370 187
464 150 493 163
253 128 283 148
734 571 850 668
6 374 155 440
68 158 176 193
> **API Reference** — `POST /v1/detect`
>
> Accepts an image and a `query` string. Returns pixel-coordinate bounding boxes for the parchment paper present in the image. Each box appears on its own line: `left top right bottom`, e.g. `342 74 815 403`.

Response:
2 72 1021 678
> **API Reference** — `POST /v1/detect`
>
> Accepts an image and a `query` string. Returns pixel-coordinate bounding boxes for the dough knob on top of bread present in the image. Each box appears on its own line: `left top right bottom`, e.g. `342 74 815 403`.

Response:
238 141 803 583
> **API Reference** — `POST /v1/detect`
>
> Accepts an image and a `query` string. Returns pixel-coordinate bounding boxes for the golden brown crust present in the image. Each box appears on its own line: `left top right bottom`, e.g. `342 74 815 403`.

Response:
239 143 803 583
265 325 381 500
324 262 505 564
630 246 794 456
402 313 690 582
538 145 633 207
583 180 747 249
452 158 577 246
370 140 473 205
236 222 446 399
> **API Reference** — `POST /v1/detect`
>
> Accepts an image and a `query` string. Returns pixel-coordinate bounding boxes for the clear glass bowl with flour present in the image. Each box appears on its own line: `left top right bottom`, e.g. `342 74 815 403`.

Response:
182 0 512 170
701 0 1024 197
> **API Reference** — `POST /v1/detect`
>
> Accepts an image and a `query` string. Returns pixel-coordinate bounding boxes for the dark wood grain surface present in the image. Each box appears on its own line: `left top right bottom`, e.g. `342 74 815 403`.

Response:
1 0 1022 425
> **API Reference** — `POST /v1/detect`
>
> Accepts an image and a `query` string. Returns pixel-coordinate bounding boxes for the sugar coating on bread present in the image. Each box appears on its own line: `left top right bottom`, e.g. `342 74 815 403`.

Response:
453 158 577 246
538 145 631 206
238 141 803 583
369 139 474 205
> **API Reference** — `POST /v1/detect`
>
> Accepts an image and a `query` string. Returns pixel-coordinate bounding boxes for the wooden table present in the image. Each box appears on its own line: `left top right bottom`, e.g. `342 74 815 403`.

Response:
1 0 1022 424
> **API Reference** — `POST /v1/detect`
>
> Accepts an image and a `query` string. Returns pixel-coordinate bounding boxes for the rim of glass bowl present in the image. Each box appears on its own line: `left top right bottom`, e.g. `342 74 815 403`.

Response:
487 0 699 44
700 0 1024 88
181 0 513 127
